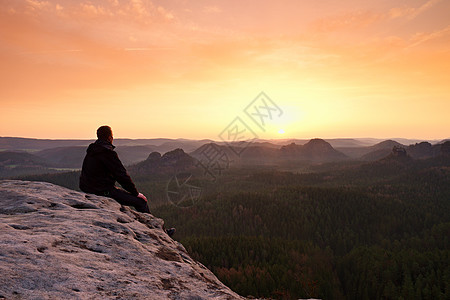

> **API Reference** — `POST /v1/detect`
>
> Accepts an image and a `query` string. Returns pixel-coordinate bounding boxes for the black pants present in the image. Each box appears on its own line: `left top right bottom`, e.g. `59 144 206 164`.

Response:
107 187 150 213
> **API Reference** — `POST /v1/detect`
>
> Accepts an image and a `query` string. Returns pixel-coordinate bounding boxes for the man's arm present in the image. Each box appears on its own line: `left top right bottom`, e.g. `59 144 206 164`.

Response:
103 151 139 196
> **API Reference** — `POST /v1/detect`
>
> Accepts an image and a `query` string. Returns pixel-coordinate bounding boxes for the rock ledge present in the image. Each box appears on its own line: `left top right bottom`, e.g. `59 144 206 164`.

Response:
0 180 243 299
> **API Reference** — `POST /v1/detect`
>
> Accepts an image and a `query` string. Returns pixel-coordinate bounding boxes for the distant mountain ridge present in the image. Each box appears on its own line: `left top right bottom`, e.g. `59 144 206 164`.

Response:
2 136 444 152
191 138 347 163
360 140 446 161
1 137 448 176
0 137 213 152
0 151 52 178
356 142 450 179
359 140 404 161
35 145 156 169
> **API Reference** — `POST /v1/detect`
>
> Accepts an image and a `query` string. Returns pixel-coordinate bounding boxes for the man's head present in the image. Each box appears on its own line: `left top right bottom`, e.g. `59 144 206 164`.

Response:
97 125 113 143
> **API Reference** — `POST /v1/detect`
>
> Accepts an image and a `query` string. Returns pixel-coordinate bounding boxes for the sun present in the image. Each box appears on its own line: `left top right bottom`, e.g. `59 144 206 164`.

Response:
278 129 285 134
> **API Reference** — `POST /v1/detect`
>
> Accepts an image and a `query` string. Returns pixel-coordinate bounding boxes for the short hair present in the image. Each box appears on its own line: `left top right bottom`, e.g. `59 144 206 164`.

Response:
97 126 113 140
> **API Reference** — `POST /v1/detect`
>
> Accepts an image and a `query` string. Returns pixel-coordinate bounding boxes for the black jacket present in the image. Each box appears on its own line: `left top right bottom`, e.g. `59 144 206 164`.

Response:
79 139 138 196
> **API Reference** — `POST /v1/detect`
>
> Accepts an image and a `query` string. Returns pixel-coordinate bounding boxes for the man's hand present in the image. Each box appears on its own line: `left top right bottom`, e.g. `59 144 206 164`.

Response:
137 193 148 202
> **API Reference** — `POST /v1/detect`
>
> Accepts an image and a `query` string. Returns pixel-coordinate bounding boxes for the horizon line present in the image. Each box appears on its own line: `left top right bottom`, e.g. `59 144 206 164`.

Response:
1 135 448 142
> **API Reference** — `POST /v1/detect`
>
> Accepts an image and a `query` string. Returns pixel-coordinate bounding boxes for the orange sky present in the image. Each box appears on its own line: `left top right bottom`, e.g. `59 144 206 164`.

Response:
1 0 449 140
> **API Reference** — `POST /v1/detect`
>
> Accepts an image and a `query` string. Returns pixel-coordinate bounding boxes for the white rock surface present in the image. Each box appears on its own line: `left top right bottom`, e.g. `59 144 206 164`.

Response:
0 180 244 299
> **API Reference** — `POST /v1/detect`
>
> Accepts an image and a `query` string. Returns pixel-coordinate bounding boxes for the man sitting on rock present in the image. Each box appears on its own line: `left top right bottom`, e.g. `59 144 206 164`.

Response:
79 125 175 236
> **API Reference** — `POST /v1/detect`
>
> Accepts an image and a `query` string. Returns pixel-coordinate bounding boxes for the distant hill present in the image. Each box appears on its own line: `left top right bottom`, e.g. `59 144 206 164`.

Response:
337 138 449 160
36 147 86 169
35 145 156 168
354 140 404 161
0 137 210 152
239 145 279 164
321 144 450 185
360 140 446 161
436 141 450 156
153 139 214 153
267 138 378 147
336 140 401 159
266 139 309 146
2 137 447 169
359 141 398 161
379 146 413 164
191 139 347 164
0 137 91 151
191 142 279 164
280 139 347 162
362 144 450 178
2 136 444 152
190 143 248 164
0 151 48 167
243 141 280 149
116 145 157 166
325 139 374 148
406 142 434 159
0 151 52 178
370 140 404 151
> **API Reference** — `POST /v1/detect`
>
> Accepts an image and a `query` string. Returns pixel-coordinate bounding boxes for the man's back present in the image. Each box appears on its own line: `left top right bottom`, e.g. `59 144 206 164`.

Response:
79 125 175 235
79 139 138 196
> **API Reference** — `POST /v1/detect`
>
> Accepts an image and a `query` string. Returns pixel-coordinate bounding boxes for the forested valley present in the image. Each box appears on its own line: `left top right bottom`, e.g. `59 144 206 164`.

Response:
21 154 450 299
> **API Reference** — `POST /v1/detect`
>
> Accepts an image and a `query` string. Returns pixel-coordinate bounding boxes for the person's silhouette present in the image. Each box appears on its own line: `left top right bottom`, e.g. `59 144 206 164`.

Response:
79 125 175 236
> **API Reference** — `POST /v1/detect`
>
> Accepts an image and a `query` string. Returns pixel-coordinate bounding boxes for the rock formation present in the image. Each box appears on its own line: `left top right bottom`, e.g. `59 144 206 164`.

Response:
406 142 433 159
440 141 450 156
279 139 347 162
131 149 198 176
391 146 407 158
0 180 243 299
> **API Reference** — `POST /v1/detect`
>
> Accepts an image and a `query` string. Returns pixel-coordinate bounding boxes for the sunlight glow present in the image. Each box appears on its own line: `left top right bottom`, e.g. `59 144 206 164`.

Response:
0 0 449 139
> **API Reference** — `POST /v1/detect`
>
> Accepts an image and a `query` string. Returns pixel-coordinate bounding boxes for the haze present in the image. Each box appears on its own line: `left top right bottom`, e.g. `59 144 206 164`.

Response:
1 0 449 140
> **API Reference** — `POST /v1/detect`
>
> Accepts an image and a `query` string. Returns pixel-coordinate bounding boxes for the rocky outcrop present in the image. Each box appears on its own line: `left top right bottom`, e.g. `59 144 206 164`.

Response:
406 142 433 159
131 149 198 176
279 139 347 162
0 180 243 299
439 141 450 156
375 146 412 167
391 146 407 158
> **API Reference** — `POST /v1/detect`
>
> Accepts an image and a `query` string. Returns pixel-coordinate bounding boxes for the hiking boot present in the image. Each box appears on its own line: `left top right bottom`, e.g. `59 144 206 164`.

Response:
165 228 176 237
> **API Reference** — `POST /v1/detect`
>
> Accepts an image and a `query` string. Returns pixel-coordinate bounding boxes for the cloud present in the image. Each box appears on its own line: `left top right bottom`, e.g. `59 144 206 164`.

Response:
157 6 175 21
129 0 147 17
202 6 222 14
1 0 176 24
311 10 384 32
406 25 450 49
310 0 445 34
123 47 175 51
80 3 110 17
389 0 442 20
25 0 51 11
1 0 448 94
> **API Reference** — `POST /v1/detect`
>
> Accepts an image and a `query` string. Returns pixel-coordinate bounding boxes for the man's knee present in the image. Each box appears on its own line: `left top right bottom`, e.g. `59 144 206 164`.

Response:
109 188 149 213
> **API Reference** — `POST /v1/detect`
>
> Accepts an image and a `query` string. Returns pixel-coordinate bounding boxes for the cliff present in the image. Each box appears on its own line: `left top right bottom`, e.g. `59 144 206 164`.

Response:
0 180 243 299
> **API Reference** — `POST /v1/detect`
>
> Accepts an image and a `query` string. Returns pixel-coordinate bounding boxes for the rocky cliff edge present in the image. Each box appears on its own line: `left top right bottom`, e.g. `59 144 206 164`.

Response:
0 180 243 300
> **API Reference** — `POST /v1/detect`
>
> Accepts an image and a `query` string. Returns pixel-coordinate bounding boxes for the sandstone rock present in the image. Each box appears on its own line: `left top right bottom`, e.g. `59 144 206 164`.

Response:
131 149 198 176
0 180 243 299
